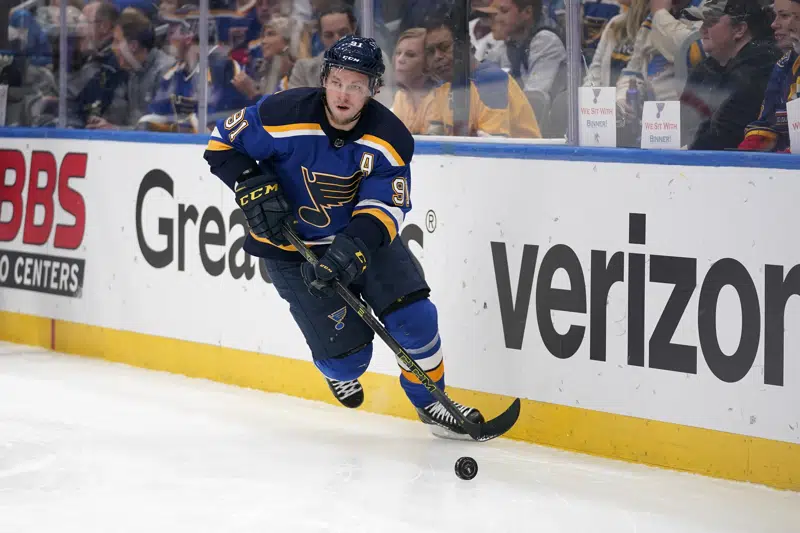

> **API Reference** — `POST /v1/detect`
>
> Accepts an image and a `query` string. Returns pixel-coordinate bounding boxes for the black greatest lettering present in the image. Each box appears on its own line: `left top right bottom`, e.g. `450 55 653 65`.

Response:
135 170 427 284
492 213 799 386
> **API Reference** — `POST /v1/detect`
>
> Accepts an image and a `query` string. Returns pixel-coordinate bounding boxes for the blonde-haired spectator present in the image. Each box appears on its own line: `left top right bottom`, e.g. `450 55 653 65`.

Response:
233 16 296 101
584 0 650 87
390 28 437 134
615 0 705 121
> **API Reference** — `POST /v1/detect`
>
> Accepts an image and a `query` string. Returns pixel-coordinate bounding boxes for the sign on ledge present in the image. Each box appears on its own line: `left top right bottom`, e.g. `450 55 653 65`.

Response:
786 98 800 153
578 87 617 148
640 101 681 150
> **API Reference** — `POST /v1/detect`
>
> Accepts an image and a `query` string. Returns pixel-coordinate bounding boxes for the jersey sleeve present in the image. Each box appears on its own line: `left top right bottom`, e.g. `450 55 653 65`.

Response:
345 133 414 252
740 60 785 152
203 96 277 191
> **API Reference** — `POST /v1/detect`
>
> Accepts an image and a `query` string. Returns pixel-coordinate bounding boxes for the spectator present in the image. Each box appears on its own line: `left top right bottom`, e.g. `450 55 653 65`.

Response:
287 2 394 106
70 1 125 128
214 0 260 62
484 0 567 127
739 0 800 151
4 8 57 126
110 0 157 19
390 28 437 133
159 0 180 19
28 4 84 126
472 1 502 61
245 0 309 58
616 0 705 124
87 7 175 128
139 7 251 132
582 0 623 64
584 0 646 87
232 15 296 102
287 2 355 89
424 18 542 138
679 0 780 149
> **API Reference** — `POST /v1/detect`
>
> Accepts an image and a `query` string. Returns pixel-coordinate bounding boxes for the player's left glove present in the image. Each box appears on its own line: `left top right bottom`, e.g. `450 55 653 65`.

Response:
301 234 370 298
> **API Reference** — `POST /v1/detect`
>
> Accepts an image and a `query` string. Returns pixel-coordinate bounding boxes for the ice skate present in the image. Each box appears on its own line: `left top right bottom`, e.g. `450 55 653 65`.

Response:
417 400 484 440
325 377 364 408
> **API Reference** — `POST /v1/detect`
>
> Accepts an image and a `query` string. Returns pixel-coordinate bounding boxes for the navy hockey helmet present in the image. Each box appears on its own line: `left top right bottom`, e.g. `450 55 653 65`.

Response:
321 35 385 93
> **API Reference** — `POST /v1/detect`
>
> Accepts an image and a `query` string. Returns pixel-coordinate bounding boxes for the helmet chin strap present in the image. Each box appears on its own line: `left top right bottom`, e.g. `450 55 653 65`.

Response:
323 94 362 126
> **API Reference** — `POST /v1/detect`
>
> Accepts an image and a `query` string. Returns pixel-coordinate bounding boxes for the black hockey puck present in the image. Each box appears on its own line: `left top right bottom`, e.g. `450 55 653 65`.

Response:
454 456 478 480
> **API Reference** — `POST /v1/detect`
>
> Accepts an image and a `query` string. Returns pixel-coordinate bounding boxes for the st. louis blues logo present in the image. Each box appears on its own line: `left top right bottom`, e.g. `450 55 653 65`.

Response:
298 166 363 228
328 307 347 330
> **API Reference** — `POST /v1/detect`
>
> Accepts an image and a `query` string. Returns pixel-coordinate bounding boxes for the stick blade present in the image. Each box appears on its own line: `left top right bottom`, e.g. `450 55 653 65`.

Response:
463 398 521 442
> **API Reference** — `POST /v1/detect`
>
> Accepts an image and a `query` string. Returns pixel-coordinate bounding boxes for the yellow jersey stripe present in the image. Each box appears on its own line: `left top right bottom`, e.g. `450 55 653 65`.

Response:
248 231 334 251
402 361 445 384
744 129 778 140
352 207 398 242
249 231 297 251
206 139 233 151
264 123 323 134
358 135 405 166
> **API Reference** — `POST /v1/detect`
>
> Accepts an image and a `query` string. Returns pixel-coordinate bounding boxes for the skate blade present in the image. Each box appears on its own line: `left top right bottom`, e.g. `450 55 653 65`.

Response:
428 424 475 441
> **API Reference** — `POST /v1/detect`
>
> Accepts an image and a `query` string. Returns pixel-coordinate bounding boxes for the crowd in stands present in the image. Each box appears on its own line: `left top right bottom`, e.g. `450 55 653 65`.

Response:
1 0 799 151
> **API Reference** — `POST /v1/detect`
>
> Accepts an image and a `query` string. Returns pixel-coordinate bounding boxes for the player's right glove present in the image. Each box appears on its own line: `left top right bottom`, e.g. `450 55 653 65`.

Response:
235 168 293 246
300 234 370 298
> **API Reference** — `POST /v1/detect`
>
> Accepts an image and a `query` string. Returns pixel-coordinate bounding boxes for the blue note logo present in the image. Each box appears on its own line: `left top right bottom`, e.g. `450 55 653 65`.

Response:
298 166 363 228
328 307 347 330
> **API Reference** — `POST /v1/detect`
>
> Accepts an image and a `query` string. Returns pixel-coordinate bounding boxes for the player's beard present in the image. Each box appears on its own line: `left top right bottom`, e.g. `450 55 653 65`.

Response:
323 95 363 127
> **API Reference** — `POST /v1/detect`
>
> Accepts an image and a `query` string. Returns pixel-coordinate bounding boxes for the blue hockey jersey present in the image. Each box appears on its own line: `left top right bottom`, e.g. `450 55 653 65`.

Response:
138 46 251 133
740 50 799 152
203 87 415 260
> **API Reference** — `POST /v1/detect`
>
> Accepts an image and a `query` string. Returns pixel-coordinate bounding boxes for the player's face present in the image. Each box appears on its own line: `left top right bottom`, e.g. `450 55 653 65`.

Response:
324 68 371 126
394 36 426 87
425 26 454 83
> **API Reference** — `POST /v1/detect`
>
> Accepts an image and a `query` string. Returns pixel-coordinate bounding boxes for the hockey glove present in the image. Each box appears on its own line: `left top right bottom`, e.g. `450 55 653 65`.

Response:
235 169 293 246
300 234 369 298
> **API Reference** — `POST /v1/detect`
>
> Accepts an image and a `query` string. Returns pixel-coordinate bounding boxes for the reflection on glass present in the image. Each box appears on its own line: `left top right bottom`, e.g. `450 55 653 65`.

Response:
0 0 795 155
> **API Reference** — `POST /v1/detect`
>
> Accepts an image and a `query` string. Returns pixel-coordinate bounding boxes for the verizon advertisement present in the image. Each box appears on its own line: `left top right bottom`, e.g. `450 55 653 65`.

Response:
0 136 797 445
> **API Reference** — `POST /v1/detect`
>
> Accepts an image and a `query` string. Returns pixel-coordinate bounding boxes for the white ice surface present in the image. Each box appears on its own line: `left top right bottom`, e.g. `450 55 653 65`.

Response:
1 341 798 533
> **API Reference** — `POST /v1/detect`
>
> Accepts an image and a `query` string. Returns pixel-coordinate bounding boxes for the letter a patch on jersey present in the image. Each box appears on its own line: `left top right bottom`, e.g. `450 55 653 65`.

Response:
328 307 347 330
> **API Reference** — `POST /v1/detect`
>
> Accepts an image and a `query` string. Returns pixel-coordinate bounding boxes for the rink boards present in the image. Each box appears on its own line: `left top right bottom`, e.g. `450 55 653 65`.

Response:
1 130 799 490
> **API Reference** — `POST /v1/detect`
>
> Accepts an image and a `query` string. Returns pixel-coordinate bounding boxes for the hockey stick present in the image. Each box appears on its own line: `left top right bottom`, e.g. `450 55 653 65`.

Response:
283 224 521 442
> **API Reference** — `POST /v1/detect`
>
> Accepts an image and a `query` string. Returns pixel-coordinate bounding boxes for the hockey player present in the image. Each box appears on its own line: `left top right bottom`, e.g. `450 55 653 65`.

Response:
203 36 484 439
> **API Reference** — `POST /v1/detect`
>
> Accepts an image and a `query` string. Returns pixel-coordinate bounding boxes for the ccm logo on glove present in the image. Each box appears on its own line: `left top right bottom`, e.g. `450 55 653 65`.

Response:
237 183 280 206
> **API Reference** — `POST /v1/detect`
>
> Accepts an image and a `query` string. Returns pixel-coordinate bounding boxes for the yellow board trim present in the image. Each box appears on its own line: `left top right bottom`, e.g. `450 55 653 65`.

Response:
360 134 405 166
206 139 233 151
264 123 323 134
352 207 398 242
2 309 798 491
